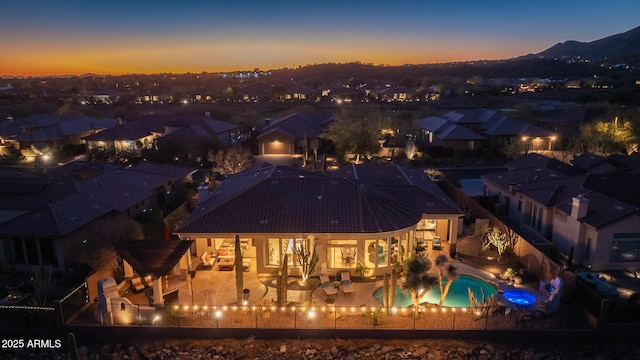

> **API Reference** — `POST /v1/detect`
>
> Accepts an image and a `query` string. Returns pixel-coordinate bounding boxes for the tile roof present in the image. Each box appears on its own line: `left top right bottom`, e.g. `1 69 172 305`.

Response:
515 176 584 207
178 163 460 236
127 162 197 179
257 113 326 140
571 153 608 169
442 109 554 137
179 176 421 234
363 163 462 215
556 192 638 229
83 114 237 141
485 153 640 228
83 121 153 141
506 153 580 175
0 163 194 237
481 166 574 192
414 116 485 141
582 173 640 206
7 115 117 142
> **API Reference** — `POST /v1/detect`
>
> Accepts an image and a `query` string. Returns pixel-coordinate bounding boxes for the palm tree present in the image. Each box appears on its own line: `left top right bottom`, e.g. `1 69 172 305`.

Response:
401 254 438 308
434 254 458 306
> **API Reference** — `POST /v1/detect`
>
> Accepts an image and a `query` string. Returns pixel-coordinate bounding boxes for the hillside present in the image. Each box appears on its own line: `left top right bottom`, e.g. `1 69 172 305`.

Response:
522 25 640 61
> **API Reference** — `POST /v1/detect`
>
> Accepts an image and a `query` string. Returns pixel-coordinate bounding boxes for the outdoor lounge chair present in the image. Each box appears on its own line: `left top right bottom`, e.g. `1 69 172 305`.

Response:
201 252 215 269
131 277 146 293
432 237 442 251
320 274 337 296
143 275 153 287
341 272 355 295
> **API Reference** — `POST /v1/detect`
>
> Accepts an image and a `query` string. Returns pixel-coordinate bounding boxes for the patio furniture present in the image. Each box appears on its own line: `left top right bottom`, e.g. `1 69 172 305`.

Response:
162 288 179 305
242 258 252 272
341 272 355 295
201 252 215 269
432 237 442 251
218 258 234 271
131 277 146 293
320 274 337 297
143 275 153 287
538 277 562 314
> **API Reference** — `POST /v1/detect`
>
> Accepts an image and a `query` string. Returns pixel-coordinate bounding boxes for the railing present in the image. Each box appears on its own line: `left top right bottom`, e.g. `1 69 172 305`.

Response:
77 303 590 331
0 304 56 329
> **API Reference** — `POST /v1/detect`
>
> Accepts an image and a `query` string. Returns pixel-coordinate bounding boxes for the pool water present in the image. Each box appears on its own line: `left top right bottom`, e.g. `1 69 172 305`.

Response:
372 274 497 307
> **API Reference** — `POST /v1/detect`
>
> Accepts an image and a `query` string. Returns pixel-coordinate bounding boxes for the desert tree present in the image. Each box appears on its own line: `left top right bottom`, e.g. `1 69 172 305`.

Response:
434 254 458 306
401 253 438 309
482 226 509 257
321 104 390 162
293 242 319 284
82 217 144 278
209 145 254 177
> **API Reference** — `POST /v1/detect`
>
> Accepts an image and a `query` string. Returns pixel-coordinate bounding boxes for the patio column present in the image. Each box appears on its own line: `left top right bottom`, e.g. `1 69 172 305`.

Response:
151 278 163 306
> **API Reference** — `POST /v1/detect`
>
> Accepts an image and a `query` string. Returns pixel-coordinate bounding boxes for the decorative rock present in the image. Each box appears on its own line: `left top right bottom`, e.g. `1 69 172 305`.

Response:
412 346 428 358
381 346 395 354
330 346 339 356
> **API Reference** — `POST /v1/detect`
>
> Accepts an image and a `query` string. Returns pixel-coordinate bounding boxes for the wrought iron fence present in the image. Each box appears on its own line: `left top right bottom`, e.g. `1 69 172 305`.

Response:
79 303 591 331
0 304 56 329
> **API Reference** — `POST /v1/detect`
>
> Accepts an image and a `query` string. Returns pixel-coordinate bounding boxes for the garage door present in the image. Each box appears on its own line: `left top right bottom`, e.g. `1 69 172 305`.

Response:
263 141 292 155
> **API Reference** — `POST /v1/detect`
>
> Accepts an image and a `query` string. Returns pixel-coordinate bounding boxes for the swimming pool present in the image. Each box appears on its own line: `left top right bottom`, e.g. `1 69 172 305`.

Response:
372 274 497 307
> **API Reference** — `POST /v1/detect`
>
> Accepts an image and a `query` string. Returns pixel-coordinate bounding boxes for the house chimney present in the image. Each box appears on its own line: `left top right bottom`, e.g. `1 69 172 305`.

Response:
197 182 210 204
265 118 271 126
204 112 211 119
571 195 589 219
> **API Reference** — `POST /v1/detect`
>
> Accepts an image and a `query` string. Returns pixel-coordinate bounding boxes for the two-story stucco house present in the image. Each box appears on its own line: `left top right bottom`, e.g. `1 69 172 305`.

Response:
482 153 640 271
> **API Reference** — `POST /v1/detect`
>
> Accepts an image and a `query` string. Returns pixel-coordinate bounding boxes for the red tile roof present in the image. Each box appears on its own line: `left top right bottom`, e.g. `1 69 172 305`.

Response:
178 163 461 236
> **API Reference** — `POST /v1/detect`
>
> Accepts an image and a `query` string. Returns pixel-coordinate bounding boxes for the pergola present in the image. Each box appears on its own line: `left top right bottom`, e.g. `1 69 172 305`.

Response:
116 239 194 305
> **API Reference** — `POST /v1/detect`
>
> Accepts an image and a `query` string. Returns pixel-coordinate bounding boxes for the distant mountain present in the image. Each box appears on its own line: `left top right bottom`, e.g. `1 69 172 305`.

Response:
521 25 640 61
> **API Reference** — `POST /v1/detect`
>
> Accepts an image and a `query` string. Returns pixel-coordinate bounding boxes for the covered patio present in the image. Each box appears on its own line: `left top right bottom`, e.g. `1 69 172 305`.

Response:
119 238 454 309
117 240 194 306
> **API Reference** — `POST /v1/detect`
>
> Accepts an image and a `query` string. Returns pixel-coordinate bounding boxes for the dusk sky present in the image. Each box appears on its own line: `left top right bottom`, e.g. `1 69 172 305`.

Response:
2 1 639 76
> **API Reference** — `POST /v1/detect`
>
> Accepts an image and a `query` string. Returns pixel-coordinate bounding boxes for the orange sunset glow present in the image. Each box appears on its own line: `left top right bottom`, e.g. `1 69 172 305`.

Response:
2 1 640 76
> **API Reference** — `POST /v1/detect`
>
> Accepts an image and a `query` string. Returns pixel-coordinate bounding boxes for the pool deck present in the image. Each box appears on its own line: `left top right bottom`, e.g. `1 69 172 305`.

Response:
121 249 515 310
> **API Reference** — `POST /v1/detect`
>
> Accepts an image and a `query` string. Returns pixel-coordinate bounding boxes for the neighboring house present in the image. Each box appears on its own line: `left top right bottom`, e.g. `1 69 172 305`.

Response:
447 109 557 152
571 153 640 174
176 162 462 277
0 118 22 155
481 153 640 271
2 114 118 154
232 83 272 102
83 118 161 157
84 113 238 158
320 86 361 102
415 116 486 150
415 109 557 152
86 89 129 104
0 161 197 272
276 84 316 101
378 86 416 102
256 112 334 155
538 108 608 140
